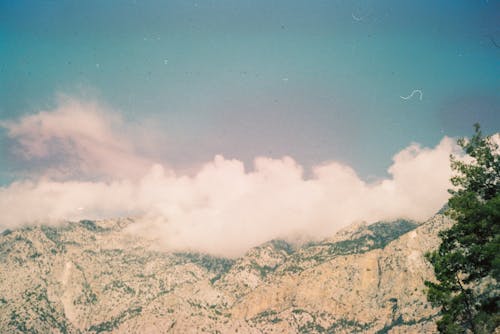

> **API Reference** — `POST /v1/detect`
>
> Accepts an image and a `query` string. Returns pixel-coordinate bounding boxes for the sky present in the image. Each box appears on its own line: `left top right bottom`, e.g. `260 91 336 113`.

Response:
0 1 499 255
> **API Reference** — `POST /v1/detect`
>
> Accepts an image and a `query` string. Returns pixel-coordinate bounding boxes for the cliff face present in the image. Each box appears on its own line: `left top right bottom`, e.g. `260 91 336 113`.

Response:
0 215 452 333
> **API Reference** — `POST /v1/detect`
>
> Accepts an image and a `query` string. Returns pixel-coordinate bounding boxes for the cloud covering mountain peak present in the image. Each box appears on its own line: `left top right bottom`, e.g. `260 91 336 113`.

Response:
0 97 460 256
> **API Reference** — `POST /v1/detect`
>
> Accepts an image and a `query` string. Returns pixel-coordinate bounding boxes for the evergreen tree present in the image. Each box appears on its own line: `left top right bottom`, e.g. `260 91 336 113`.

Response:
426 124 499 333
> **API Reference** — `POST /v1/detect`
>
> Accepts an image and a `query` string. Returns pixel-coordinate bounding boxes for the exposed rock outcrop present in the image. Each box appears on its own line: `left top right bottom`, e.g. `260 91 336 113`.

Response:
0 215 452 333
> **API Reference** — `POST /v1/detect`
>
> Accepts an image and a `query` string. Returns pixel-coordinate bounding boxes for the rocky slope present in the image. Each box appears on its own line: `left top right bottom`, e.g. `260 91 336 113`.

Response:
0 215 452 333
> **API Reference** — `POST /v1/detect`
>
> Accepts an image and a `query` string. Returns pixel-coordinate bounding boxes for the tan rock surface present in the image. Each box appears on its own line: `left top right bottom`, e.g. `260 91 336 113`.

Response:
0 215 452 333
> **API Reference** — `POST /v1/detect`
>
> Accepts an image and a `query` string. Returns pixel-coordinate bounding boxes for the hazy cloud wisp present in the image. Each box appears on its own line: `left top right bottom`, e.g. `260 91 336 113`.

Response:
1 96 154 180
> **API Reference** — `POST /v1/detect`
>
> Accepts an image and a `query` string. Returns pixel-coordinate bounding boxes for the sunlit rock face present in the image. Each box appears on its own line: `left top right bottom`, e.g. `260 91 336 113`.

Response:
0 215 452 333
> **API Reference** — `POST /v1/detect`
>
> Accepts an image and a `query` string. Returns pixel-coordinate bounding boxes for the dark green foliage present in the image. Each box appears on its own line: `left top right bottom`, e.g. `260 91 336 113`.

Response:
29 252 42 259
250 261 278 278
267 239 295 255
425 124 500 333
1 229 12 236
254 309 277 319
367 220 419 248
41 226 60 243
75 282 98 305
340 219 417 254
41 225 66 251
298 321 326 333
87 306 142 333
80 220 108 232
14 285 70 334
103 280 135 295
292 308 306 314
210 273 223 284
175 252 234 275
327 318 371 332
8 310 29 333
308 219 418 259
14 235 33 245
280 219 419 275
375 315 404 334
252 309 283 326
323 219 418 255
270 317 282 323
283 264 303 273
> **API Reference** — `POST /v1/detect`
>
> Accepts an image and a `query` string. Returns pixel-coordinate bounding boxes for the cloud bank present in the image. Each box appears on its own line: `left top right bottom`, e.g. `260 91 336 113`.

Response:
0 97 460 256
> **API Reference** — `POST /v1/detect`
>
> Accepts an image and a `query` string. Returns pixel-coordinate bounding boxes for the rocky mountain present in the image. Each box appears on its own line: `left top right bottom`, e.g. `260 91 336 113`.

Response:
0 214 453 333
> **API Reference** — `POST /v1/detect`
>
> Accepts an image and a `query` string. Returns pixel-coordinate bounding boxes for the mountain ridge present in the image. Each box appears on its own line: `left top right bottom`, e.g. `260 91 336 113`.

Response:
0 214 452 333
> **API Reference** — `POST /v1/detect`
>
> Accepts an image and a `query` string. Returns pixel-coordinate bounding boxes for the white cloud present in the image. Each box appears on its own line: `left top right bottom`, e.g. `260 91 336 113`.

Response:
0 96 154 179
0 97 462 257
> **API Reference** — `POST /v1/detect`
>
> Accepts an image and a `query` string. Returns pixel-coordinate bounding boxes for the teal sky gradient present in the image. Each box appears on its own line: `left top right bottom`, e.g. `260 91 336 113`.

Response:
1 0 499 184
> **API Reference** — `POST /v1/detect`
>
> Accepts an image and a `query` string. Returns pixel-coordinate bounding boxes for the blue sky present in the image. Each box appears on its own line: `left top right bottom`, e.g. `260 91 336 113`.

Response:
1 0 499 185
